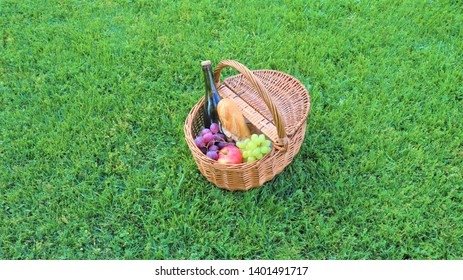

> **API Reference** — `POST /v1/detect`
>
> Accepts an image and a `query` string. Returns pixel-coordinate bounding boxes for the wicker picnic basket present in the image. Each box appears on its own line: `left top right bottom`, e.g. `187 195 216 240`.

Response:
184 60 311 191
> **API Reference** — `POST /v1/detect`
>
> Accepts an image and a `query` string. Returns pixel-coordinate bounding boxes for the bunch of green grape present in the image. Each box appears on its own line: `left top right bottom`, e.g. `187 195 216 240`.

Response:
236 134 272 162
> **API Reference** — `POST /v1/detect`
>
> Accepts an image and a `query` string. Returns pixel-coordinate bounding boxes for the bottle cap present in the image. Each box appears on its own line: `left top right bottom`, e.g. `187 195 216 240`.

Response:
201 60 212 66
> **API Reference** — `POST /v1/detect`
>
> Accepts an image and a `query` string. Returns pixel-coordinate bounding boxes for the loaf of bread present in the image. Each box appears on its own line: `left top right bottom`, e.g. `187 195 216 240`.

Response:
217 98 251 141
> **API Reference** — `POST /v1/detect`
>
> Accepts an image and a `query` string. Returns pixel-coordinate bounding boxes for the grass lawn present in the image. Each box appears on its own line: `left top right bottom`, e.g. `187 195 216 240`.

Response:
1 0 462 259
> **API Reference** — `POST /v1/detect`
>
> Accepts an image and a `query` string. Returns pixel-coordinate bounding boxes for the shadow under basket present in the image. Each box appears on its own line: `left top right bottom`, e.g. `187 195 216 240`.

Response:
184 60 311 191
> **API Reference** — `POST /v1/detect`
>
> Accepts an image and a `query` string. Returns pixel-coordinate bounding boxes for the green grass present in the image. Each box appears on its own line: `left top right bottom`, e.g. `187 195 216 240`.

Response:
1 0 462 260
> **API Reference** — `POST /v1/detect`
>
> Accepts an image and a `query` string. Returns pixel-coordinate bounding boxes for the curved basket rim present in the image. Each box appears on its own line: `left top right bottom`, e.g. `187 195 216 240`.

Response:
220 69 311 138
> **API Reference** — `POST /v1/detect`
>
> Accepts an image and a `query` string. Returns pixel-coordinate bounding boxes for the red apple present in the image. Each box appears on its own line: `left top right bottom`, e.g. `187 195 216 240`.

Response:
217 145 242 164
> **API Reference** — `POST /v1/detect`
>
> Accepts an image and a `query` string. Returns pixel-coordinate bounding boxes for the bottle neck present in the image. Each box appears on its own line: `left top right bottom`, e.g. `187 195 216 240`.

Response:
202 65 216 97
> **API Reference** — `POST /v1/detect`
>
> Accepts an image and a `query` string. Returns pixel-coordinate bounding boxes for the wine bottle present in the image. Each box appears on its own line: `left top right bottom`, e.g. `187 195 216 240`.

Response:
201 60 222 129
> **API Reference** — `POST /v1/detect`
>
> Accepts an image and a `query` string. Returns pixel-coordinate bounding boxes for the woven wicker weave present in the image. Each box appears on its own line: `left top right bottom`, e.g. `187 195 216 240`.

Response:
184 60 311 191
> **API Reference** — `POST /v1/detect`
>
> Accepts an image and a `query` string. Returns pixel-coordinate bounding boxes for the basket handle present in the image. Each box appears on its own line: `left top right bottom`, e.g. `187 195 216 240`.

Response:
213 60 288 151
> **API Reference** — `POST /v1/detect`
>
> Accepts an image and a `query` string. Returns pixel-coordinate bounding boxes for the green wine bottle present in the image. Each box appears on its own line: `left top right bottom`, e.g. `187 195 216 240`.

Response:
201 60 222 129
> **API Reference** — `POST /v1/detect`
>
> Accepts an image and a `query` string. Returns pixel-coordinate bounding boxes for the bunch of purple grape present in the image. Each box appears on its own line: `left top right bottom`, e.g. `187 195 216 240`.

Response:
194 123 235 160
